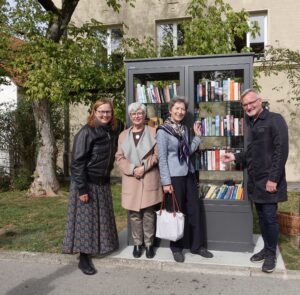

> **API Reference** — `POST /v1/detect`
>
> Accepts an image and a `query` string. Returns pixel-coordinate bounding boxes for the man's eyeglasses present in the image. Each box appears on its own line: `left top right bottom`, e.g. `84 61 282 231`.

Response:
242 98 259 109
96 110 112 115
130 111 144 117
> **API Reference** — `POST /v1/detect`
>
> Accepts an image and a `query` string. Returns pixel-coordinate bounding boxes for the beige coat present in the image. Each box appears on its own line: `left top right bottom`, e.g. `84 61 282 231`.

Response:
115 126 163 212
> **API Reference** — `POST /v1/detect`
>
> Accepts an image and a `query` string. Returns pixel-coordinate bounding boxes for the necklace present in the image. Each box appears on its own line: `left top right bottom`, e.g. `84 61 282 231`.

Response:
135 134 140 139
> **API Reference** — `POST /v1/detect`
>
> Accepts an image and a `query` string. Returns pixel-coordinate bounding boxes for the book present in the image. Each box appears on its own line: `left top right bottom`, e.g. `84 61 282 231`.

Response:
234 118 239 136
215 115 220 136
219 149 226 171
215 149 220 171
216 184 228 199
205 184 218 199
236 184 243 200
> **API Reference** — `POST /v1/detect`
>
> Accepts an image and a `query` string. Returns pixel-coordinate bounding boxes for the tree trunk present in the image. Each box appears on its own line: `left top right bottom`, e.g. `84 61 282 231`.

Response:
28 99 59 196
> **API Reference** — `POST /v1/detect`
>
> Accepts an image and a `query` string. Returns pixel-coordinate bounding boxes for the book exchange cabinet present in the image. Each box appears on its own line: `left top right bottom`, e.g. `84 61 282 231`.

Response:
125 53 255 252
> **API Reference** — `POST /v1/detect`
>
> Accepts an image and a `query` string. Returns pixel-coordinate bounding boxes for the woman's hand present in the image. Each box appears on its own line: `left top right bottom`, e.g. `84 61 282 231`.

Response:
193 121 201 137
133 165 145 179
79 194 89 203
163 184 174 194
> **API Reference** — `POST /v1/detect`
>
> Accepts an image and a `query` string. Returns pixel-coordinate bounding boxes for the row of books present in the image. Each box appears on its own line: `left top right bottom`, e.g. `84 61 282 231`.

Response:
196 115 244 137
194 149 243 171
200 183 244 200
135 82 178 104
196 78 242 102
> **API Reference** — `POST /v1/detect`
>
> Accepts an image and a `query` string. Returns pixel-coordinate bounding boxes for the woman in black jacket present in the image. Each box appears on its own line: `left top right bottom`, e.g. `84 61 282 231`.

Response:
62 98 119 275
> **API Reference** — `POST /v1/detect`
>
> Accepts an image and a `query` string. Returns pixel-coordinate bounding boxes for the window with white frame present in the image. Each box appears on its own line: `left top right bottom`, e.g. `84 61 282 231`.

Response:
156 21 184 53
106 27 123 56
94 26 123 57
235 12 267 59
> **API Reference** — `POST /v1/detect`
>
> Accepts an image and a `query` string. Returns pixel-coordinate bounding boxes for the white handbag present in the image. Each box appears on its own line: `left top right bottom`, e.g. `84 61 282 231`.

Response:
156 192 185 242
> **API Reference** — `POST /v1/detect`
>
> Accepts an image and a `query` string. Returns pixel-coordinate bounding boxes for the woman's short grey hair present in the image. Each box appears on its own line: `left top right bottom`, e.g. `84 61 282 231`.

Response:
169 96 189 111
127 102 146 116
241 88 260 101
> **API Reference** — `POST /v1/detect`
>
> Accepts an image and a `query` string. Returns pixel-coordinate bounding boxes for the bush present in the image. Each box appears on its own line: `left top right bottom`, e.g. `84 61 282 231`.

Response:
12 167 33 191
0 171 11 192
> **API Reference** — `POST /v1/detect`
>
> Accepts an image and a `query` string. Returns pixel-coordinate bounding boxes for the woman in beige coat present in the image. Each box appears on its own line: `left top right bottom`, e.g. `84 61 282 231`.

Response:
116 102 163 259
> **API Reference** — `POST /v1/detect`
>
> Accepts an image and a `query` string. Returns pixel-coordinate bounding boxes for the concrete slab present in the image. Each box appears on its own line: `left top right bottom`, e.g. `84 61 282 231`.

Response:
106 229 286 273
0 229 289 278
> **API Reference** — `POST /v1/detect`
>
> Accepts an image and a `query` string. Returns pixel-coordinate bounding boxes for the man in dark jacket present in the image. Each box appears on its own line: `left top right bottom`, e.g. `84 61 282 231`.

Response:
222 88 289 273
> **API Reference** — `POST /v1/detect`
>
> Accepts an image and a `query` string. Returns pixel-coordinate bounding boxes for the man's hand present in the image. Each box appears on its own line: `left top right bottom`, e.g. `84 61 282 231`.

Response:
266 180 277 193
79 194 89 203
221 152 235 163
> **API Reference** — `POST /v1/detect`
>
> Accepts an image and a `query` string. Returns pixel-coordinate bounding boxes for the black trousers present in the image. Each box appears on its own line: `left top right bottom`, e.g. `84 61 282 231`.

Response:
255 203 279 256
169 172 204 252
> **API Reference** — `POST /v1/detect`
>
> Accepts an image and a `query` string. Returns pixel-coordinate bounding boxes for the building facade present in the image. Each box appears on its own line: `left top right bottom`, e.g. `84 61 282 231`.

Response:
59 0 300 182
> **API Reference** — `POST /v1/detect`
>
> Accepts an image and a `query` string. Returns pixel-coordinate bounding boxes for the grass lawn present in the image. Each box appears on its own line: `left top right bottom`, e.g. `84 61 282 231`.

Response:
0 185 299 270
0 183 126 253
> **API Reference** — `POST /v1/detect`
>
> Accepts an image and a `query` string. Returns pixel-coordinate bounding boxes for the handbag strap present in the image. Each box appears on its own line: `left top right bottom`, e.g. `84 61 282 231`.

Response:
159 191 181 217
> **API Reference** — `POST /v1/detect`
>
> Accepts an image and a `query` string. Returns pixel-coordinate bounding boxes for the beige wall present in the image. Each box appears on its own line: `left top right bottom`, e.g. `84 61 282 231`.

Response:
60 0 300 182
257 72 300 182
69 0 190 39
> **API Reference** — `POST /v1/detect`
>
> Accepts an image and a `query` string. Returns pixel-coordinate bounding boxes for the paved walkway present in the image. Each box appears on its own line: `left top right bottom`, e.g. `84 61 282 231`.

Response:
1 230 300 295
0 230 297 278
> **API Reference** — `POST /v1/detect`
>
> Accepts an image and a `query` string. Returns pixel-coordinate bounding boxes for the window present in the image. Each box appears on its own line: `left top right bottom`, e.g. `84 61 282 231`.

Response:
156 21 184 54
235 13 267 59
100 27 123 57
106 27 123 56
94 26 123 69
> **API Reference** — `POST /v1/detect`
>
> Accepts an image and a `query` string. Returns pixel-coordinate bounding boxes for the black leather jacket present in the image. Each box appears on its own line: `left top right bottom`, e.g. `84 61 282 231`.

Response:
71 124 117 195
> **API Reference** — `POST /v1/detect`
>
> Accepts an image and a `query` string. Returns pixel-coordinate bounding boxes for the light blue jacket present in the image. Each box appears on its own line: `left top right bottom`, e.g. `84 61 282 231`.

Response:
156 126 201 186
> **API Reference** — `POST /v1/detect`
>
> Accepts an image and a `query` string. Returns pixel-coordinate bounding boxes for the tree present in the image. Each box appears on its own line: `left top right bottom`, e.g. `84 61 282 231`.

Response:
0 0 133 196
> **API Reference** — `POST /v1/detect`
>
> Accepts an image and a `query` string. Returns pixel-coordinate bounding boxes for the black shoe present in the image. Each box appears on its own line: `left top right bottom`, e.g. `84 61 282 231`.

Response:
133 245 143 258
172 251 185 263
78 253 96 275
262 254 276 273
191 247 214 258
250 249 266 263
145 245 155 259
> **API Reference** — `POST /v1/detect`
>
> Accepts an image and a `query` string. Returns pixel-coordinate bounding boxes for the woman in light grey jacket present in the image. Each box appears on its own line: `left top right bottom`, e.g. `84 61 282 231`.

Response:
156 96 213 263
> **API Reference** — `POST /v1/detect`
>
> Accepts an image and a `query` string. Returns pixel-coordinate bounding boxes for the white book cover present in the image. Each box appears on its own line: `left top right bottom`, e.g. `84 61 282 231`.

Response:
219 149 226 171
234 118 239 136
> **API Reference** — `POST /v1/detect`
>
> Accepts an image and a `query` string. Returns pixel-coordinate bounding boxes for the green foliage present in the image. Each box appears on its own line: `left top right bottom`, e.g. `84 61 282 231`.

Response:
105 0 135 13
0 1 129 122
12 167 33 191
0 99 63 177
122 37 157 59
0 168 11 192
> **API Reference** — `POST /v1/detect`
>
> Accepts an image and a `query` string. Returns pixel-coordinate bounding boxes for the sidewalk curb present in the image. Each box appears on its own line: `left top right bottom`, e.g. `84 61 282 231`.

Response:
1 251 299 280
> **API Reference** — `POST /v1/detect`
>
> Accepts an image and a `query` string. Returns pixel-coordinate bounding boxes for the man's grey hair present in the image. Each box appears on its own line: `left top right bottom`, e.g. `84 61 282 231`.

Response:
240 88 261 101
127 102 146 115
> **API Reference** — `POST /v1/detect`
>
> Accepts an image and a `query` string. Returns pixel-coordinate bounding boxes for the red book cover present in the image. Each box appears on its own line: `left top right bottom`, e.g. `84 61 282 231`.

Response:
215 149 220 171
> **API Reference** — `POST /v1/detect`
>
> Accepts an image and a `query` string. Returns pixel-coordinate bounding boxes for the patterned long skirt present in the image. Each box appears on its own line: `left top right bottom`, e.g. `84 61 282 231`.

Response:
62 181 119 255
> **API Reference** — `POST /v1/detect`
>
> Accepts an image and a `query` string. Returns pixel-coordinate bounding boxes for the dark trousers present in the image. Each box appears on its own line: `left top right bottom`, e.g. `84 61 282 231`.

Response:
255 203 279 256
169 172 203 252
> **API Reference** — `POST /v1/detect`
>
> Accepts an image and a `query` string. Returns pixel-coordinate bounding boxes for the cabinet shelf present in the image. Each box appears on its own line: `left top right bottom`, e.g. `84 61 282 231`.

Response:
125 53 254 252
